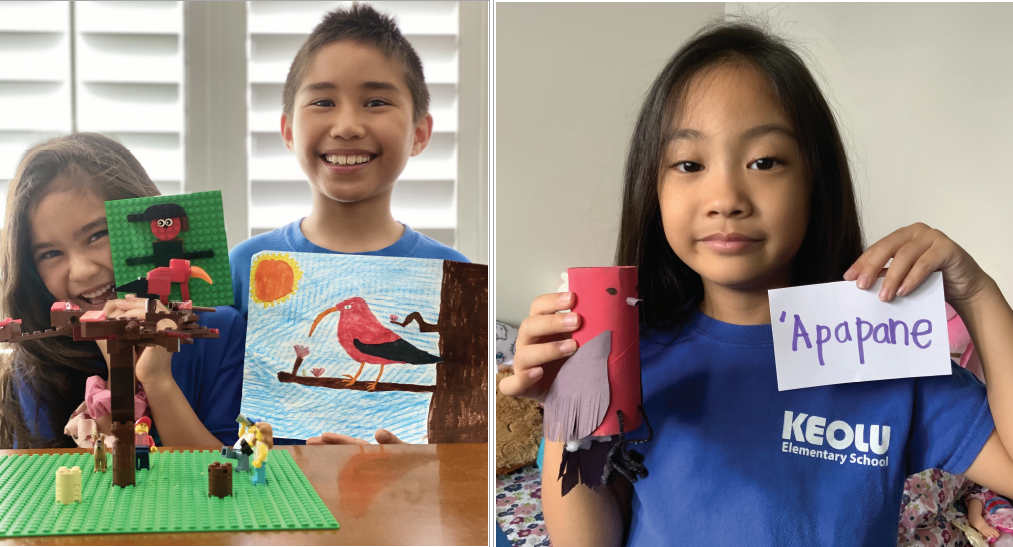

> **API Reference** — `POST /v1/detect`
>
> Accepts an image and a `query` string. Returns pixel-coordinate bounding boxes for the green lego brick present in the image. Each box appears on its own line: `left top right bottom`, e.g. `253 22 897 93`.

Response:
0 450 339 537
106 191 233 307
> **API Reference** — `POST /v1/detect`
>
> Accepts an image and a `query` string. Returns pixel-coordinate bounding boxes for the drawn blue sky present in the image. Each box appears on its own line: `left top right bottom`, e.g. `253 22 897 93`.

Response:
241 253 443 442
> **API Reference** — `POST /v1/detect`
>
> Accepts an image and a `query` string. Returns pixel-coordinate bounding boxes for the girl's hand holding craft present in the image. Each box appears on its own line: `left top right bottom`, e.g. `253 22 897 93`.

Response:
844 222 992 308
499 292 581 402
95 296 178 388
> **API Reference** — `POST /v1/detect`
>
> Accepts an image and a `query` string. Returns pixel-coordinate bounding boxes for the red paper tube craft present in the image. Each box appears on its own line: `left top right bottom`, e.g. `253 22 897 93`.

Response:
543 266 652 497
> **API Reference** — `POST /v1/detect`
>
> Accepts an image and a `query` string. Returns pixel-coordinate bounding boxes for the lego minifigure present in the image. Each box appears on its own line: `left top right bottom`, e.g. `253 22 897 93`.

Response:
250 422 273 486
134 417 158 470
221 414 255 472
93 433 108 473
55 466 81 504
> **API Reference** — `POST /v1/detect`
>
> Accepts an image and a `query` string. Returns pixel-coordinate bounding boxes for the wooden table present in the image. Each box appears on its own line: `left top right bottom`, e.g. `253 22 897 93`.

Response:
0 444 489 546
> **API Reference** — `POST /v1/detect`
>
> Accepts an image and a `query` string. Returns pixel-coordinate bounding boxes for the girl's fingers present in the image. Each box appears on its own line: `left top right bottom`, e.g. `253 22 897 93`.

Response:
877 235 935 301
517 312 580 345
514 339 576 372
849 224 932 290
894 243 946 299
498 366 544 398
529 292 575 317
853 231 913 290
844 228 908 281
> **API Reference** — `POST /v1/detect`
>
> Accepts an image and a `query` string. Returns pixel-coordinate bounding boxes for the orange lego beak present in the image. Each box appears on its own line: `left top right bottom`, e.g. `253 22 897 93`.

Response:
190 266 213 285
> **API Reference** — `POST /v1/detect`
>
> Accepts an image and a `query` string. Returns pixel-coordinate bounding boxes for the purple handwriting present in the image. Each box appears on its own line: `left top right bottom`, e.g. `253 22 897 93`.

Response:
780 312 932 366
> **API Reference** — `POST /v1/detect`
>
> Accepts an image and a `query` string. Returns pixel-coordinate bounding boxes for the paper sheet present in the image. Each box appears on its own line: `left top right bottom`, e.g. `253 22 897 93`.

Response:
769 272 950 391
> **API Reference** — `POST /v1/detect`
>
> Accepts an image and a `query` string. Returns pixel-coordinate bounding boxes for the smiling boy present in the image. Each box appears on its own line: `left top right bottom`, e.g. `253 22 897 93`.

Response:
230 4 468 322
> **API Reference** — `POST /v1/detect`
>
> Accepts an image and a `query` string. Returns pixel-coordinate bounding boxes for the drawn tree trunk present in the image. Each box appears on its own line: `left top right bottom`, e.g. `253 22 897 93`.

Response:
277 261 488 443
426 261 488 443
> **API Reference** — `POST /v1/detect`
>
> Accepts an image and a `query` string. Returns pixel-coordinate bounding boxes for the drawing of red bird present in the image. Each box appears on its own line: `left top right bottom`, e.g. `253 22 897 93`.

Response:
543 266 653 496
308 297 442 391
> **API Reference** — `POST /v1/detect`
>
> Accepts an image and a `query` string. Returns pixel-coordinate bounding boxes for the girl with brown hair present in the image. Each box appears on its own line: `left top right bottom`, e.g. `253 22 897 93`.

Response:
503 22 1013 545
0 133 247 449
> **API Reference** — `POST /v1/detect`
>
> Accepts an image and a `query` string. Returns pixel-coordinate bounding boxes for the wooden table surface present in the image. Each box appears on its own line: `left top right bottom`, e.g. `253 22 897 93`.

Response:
0 443 489 546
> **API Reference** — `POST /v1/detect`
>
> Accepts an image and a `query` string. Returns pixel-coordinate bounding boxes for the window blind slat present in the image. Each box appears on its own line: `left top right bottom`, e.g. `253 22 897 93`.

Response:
74 1 184 195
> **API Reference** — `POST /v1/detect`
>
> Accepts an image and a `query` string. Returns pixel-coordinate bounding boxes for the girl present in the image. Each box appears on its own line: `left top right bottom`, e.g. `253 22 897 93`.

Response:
501 22 1013 546
0 133 247 449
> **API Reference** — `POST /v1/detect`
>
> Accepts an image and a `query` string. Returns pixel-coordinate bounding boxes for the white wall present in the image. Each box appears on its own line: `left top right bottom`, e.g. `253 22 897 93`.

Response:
495 2 725 326
496 2 1013 326
727 2 1013 313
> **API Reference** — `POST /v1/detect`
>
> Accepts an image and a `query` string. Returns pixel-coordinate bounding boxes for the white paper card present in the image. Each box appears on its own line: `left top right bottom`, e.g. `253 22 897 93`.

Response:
769 271 950 391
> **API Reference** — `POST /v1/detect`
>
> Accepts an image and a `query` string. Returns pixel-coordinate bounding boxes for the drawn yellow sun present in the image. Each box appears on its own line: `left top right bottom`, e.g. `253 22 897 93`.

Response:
250 253 303 307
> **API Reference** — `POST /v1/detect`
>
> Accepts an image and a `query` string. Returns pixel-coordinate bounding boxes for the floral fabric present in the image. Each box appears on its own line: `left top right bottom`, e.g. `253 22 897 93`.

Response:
497 464 550 547
898 468 978 547
496 464 992 547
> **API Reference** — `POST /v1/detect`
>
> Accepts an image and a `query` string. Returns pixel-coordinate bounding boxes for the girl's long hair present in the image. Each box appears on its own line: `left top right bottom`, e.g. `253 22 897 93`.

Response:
616 21 864 330
0 133 160 448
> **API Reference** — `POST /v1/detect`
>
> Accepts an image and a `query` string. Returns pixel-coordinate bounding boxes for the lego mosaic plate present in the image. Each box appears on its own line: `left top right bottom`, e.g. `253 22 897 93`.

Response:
0 450 339 537
106 191 233 307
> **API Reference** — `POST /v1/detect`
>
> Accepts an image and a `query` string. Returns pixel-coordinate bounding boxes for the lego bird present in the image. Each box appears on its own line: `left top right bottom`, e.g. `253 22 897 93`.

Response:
542 266 653 497
308 297 441 391
116 258 212 304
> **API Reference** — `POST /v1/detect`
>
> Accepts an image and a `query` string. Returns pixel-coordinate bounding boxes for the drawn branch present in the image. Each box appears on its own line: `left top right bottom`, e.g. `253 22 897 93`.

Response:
277 371 436 393
390 311 440 333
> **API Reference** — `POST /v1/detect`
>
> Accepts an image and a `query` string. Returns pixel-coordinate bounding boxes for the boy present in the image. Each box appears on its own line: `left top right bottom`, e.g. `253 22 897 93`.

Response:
229 4 469 446
230 4 468 322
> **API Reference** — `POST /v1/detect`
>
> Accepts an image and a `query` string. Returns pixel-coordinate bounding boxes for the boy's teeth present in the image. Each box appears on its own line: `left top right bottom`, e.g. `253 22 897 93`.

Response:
324 154 371 165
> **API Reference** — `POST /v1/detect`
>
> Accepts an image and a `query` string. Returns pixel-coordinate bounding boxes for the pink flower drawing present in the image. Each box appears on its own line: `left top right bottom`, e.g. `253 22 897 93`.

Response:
294 345 310 358
310 367 325 377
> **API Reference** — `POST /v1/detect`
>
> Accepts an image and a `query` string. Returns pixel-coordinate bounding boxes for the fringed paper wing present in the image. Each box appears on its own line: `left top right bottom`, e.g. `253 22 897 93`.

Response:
542 330 611 442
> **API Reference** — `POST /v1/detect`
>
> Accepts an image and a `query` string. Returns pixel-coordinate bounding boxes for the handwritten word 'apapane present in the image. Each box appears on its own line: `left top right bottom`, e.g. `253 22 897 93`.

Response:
778 310 933 367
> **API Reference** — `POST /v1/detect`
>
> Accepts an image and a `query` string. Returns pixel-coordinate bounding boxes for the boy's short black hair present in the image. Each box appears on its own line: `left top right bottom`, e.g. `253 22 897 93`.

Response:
282 3 429 123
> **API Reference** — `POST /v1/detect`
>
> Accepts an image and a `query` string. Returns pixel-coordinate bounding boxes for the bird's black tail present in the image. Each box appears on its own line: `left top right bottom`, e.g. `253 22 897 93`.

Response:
114 278 158 300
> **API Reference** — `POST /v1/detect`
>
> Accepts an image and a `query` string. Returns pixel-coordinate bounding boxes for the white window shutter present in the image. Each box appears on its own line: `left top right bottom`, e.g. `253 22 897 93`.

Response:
74 1 184 196
0 1 72 225
0 1 185 226
247 1 460 247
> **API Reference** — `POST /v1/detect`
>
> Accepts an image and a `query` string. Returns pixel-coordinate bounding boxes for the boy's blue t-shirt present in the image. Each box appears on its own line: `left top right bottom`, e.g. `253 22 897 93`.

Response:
16 306 247 448
229 219 470 445
626 310 993 547
229 219 469 321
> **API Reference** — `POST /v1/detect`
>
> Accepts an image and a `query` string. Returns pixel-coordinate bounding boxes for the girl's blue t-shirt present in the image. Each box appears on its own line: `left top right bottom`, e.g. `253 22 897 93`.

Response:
15 306 247 448
627 310 994 547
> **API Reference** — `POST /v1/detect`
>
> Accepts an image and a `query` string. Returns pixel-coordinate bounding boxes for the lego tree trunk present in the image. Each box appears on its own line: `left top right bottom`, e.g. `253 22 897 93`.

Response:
108 343 136 487
427 261 488 443
111 421 135 487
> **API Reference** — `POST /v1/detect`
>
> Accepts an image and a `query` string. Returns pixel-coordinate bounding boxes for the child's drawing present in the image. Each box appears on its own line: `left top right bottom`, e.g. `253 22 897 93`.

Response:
241 253 487 443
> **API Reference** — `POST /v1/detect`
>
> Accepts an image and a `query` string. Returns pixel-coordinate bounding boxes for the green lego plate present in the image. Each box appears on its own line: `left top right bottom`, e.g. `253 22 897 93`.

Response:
0 450 339 537
106 191 233 307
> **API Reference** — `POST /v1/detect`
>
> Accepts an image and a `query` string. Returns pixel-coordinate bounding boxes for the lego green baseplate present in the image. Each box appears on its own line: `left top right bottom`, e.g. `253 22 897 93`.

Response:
0 450 339 537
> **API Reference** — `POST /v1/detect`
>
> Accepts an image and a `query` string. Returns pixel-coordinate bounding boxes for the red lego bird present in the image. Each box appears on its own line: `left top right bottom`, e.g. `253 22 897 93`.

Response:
308 297 442 391
115 258 212 305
